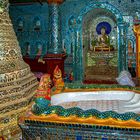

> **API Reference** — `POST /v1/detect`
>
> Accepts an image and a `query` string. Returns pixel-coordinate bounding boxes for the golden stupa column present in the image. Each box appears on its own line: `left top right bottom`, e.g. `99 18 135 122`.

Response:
0 0 38 139
134 24 140 78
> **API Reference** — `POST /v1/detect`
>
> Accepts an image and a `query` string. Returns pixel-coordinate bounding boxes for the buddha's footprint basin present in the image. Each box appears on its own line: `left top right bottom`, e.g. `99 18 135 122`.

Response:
51 91 140 113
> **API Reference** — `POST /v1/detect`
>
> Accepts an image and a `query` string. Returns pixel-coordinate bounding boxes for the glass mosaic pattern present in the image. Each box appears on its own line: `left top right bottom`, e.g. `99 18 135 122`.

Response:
9 0 140 81
20 121 140 140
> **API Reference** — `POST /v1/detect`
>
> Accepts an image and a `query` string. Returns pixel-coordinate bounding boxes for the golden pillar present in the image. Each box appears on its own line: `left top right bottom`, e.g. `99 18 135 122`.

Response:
0 0 38 139
134 24 140 78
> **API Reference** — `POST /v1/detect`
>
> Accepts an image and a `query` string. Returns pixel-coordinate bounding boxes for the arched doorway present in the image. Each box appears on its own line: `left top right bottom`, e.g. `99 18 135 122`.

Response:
69 2 127 82
83 8 118 82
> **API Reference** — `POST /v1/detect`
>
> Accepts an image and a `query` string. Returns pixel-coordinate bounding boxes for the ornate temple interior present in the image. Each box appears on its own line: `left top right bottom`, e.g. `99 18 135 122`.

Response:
0 0 140 139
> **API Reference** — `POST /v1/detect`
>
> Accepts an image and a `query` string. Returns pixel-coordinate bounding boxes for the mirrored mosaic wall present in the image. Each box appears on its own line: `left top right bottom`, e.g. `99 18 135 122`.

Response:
9 3 49 59
9 0 140 80
9 0 140 54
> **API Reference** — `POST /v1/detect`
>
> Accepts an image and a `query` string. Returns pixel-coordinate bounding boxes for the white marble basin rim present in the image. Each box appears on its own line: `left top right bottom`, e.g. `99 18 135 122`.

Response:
51 91 140 114
51 91 135 105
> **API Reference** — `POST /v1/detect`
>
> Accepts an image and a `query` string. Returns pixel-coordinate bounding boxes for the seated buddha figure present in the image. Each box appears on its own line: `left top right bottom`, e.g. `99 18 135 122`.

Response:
94 27 113 51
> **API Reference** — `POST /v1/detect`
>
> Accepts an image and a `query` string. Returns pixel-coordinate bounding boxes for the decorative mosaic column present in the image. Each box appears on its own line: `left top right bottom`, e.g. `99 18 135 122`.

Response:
74 29 83 81
134 24 140 78
68 16 83 81
0 0 38 139
118 22 128 73
47 0 63 54
46 0 66 78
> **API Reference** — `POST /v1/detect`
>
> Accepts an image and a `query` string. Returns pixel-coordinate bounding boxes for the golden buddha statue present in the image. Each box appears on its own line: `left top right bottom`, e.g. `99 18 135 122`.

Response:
53 65 65 94
94 27 113 51
35 74 52 100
